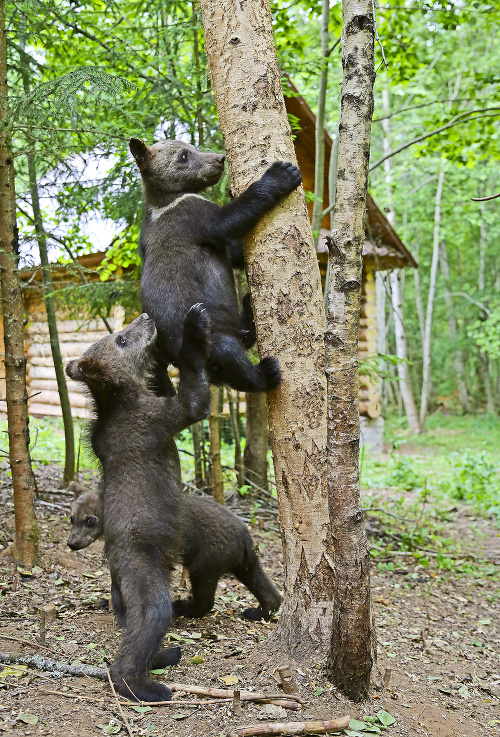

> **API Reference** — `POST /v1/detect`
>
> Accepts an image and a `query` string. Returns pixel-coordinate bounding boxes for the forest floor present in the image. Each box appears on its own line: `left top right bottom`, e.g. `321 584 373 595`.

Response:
0 412 499 737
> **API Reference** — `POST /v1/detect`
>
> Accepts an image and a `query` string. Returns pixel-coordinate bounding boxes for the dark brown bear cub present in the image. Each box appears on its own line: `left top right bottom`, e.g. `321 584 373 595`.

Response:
68 484 281 621
129 138 302 395
66 308 210 702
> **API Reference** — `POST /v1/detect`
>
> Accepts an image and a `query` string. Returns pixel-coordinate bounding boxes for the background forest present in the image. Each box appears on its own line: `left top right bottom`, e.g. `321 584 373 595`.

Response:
0 0 499 734
9 0 500 418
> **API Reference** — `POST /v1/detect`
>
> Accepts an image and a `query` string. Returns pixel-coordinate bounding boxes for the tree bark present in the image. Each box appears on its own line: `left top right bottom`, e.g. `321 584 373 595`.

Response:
243 391 268 493
439 241 471 412
200 0 331 660
390 271 421 432
324 0 376 700
419 169 444 429
209 385 224 504
190 421 205 489
381 87 420 433
227 388 244 489
311 0 330 246
0 0 39 567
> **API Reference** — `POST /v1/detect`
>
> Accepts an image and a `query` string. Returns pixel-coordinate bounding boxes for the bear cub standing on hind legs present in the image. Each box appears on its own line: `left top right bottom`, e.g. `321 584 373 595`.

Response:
66 307 211 703
68 482 282 622
129 137 302 395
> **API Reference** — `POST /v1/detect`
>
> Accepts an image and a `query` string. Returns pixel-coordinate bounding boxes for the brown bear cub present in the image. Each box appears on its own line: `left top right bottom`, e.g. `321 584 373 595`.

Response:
66 307 210 703
129 138 302 395
68 483 281 622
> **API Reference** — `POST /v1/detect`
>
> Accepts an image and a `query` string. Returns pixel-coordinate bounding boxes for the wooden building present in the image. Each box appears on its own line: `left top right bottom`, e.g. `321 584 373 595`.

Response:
0 85 416 450
284 81 417 449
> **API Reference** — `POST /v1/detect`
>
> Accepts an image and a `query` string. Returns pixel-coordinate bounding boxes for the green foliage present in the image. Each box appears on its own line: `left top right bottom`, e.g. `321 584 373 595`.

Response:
468 305 500 359
440 451 500 521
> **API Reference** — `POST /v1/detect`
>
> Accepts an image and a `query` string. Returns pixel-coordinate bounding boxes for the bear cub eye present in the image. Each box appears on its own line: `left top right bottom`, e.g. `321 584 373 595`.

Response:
116 335 127 347
85 516 97 528
181 150 189 162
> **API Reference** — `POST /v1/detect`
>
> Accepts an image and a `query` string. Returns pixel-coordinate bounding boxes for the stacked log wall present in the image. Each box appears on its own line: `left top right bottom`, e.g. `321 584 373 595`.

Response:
24 296 124 418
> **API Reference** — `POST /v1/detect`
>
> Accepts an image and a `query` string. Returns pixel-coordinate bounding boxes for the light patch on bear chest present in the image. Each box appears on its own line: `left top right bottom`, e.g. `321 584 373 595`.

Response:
149 193 207 222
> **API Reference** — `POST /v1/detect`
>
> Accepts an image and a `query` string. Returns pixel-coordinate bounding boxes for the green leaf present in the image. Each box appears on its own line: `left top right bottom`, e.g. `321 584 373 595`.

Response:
0 665 27 679
18 714 38 725
377 710 396 726
314 687 323 696
349 720 369 731
149 668 166 675
129 705 152 713
97 725 121 735
171 713 188 720
190 655 204 664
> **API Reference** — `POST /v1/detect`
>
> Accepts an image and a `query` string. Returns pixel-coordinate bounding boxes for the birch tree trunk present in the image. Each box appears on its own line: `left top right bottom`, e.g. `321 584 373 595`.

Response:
381 87 420 433
324 0 377 700
419 169 445 429
0 0 39 567
439 242 471 412
200 0 331 660
311 0 330 245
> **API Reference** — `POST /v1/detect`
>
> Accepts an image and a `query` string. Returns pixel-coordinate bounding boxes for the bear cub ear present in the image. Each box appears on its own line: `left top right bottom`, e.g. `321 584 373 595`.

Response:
66 357 113 386
129 138 150 168
69 480 87 500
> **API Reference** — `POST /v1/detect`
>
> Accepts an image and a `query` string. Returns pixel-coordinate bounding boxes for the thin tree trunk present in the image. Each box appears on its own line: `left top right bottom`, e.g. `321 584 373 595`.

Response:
412 241 425 349
311 0 330 245
192 1 204 147
200 0 331 660
227 387 244 489
209 385 224 504
324 0 377 701
243 391 268 493
419 169 445 429
439 242 471 412
190 422 204 489
0 0 38 567
381 87 420 433
479 353 495 413
19 29 74 483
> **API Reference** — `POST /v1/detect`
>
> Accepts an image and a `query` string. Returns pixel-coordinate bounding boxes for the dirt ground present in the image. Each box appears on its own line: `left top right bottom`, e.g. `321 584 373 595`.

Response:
1 463 499 737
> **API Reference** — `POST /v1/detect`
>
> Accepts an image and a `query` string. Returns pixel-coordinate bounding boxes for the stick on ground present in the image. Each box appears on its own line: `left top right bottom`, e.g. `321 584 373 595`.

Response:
105 665 134 737
227 716 351 737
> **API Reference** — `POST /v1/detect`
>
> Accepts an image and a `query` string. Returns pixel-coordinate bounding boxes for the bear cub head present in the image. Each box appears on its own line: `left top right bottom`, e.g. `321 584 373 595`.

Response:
67 481 103 550
129 138 225 205
66 313 157 393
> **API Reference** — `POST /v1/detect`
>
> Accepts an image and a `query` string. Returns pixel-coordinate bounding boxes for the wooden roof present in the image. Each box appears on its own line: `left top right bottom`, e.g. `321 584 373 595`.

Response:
284 78 418 269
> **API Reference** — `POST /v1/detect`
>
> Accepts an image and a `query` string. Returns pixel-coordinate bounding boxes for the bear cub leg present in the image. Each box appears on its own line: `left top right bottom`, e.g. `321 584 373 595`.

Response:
209 334 280 392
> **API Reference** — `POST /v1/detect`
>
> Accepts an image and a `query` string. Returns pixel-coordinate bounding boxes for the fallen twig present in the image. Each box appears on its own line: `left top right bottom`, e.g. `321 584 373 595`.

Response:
39 688 231 706
0 634 59 656
227 716 351 737
168 682 305 706
0 652 106 679
105 665 134 737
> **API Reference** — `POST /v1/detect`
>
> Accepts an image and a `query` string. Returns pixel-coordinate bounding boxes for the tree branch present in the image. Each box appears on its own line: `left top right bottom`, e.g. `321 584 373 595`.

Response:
369 108 500 173
472 192 500 202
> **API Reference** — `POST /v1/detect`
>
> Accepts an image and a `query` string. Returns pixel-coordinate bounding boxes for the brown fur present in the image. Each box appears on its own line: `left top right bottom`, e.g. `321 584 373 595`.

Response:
68 484 281 621
65 308 210 702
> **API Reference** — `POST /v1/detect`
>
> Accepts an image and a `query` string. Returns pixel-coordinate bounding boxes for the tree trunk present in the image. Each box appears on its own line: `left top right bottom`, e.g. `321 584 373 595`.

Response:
190 421 204 489
209 385 224 504
0 0 39 567
227 388 244 489
311 0 330 245
200 0 331 660
390 271 421 432
439 241 471 412
381 87 420 433
479 353 495 413
324 0 376 701
419 169 445 429
243 391 269 493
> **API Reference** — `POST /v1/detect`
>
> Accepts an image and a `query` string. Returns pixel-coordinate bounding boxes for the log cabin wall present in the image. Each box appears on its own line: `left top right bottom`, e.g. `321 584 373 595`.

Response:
23 291 124 419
